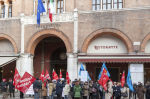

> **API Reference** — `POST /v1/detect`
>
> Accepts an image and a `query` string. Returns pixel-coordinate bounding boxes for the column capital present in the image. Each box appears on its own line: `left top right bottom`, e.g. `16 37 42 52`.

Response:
4 0 9 4
20 53 34 58
66 53 77 57
74 8 78 20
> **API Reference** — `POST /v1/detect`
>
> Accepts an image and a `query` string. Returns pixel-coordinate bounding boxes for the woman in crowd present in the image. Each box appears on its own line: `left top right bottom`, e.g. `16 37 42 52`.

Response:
48 80 54 99
82 81 89 99
121 84 129 99
63 81 70 99
105 80 113 99
136 82 146 99
73 80 82 99
42 80 47 99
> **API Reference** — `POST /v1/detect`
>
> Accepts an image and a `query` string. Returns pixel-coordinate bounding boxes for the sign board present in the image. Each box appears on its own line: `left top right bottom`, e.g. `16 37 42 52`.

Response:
81 71 88 82
25 84 34 95
87 35 127 53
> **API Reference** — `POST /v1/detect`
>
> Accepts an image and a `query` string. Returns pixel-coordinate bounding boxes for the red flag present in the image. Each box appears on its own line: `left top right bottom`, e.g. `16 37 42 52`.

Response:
121 71 125 87
13 68 21 87
66 72 70 84
59 69 62 79
52 69 58 80
98 68 109 91
45 69 51 80
16 72 36 93
39 70 45 82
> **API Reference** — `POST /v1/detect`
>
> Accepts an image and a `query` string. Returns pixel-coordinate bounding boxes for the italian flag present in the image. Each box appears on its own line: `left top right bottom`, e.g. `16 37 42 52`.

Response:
49 0 54 22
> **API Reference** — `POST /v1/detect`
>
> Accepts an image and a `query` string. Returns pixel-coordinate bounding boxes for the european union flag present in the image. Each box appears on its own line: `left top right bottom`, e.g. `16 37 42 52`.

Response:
37 0 46 25
127 70 134 92
79 63 85 76
98 63 110 80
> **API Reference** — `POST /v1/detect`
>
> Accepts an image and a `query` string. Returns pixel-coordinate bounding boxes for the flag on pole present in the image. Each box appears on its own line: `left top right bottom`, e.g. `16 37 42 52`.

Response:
79 63 85 76
98 68 109 91
127 70 134 92
49 0 54 22
87 72 91 81
37 0 46 25
52 69 58 80
66 72 70 84
45 69 51 80
121 71 125 87
59 69 62 79
13 68 21 87
98 63 110 80
39 70 45 82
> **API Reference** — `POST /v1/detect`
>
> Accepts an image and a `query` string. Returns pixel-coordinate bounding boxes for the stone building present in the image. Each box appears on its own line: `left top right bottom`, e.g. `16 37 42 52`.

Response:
0 0 150 83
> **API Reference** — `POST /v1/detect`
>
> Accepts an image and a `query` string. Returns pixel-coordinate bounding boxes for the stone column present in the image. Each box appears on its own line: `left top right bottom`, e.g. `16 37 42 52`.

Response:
20 13 25 53
67 53 78 81
33 0 36 15
4 0 9 18
73 8 78 53
16 54 34 77
129 64 144 84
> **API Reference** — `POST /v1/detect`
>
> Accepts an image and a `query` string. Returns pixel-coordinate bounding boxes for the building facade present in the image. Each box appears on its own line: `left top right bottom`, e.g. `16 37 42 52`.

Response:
0 0 150 83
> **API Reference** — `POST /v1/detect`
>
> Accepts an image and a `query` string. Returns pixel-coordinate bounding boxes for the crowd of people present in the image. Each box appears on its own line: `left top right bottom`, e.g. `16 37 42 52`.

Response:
0 78 150 99
32 78 150 99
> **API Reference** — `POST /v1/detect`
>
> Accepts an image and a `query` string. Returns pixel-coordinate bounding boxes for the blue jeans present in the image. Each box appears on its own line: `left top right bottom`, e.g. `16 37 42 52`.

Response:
48 95 53 99
64 95 68 99
34 92 40 99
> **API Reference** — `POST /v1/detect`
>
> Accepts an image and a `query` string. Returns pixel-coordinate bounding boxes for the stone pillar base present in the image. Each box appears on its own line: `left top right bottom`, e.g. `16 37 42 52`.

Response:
16 54 34 77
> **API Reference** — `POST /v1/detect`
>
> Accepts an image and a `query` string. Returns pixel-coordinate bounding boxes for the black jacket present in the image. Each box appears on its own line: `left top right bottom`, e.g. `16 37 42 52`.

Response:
8 81 15 92
0 81 8 92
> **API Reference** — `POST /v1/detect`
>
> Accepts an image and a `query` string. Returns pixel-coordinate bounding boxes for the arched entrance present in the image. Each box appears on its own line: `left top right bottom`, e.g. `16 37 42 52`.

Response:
0 34 18 81
80 29 132 81
28 29 72 78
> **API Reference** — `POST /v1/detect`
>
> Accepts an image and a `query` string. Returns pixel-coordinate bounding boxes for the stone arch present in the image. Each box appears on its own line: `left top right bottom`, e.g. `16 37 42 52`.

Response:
81 28 133 53
26 29 73 55
0 33 18 53
141 33 150 52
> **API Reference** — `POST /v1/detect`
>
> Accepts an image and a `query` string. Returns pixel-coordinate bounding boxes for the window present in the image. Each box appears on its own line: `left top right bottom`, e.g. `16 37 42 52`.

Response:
92 0 101 10
57 0 63 13
114 0 123 9
1 3 5 18
92 0 123 10
8 1 12 17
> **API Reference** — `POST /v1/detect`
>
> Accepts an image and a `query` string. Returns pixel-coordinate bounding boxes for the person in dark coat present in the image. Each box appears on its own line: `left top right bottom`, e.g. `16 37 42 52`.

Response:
33 78 41 99
113 82 121 99
145 81 150 99
0 78 8 99
92 82 99 99
136 82 146 99
56 79 63 99
8 78 15 97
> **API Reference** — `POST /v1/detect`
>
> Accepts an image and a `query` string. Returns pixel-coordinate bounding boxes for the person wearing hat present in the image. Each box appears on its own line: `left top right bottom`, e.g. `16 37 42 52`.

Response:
73 80 82 99
0 78 8 99
33 78 41 99
8 78 15 98
82 81 89 99
136 82 146 99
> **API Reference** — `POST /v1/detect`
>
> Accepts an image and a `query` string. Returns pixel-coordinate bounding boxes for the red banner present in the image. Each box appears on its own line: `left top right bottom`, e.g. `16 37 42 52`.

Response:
16 72 35 93
13 68 21 87
66 72 70 84
39 70 45 82
52 69 58 80
45 69 51 80
59 69 62 79
121 71 125 87
98 68 109 91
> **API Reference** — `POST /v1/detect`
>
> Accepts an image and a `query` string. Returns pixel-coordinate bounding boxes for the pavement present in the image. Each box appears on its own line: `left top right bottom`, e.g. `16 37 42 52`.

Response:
0 91 34 99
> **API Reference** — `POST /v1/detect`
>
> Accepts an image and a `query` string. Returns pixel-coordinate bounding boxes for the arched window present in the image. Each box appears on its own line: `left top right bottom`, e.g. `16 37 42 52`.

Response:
92 0 123 10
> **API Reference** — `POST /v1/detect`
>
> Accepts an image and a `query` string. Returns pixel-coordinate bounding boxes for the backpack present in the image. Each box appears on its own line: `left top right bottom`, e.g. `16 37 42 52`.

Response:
92 87 97 93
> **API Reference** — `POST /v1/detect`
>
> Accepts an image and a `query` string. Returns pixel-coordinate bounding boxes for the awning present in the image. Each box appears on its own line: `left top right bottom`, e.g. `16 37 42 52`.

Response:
0 57 18 67
78 54 150 63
